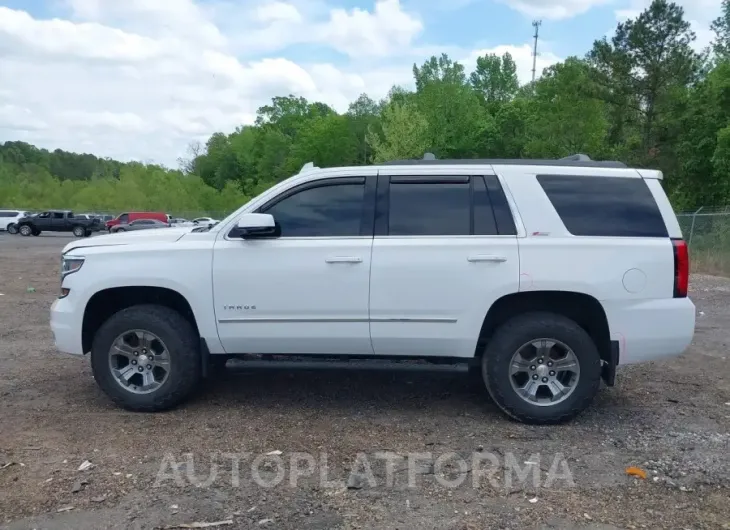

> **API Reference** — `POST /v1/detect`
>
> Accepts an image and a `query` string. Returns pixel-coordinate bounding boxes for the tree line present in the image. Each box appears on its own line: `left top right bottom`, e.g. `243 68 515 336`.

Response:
3 0 730 215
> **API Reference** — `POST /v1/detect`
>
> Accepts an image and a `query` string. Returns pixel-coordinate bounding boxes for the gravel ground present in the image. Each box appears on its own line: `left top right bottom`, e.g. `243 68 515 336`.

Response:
0 232 729 530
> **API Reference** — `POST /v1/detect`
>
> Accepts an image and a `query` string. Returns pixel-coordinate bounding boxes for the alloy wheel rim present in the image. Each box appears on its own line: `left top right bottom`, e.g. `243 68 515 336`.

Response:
508 338 580 407
108 329 171 394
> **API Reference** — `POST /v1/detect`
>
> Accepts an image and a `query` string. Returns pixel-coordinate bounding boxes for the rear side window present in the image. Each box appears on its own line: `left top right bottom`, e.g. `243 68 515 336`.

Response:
537 175 668 237
389 179 471 236
0 211 18 217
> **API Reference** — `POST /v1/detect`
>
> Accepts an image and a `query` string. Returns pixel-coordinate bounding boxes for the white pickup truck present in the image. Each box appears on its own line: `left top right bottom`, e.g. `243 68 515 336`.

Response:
51 155 696 424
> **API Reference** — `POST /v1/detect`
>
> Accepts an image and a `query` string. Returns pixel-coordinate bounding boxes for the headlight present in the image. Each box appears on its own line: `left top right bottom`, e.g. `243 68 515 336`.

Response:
61 256 85 277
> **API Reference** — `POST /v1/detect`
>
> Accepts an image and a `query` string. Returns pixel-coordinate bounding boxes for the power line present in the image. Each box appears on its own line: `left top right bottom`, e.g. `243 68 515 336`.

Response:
532 20 542 82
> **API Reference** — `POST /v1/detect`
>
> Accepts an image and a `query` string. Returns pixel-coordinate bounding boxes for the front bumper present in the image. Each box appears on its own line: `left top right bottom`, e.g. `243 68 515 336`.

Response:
50 297 84 355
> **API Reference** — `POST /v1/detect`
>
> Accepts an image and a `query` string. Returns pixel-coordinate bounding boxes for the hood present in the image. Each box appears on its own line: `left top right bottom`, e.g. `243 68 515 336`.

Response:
62 226 195 254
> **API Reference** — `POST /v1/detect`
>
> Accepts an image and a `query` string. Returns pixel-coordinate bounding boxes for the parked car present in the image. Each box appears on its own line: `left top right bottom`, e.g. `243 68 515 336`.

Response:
17 210 102 237
51 154 695 424
0 209 30 234
192 217 219 227
106 212 168 231
111 219 170 233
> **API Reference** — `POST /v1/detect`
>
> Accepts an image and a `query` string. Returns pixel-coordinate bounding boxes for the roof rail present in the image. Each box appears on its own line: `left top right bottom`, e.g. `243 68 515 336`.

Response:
381 155 627 169
559 153 592 162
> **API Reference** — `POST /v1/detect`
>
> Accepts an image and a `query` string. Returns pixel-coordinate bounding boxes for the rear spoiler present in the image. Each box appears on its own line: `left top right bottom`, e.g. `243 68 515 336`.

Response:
636 169 663 180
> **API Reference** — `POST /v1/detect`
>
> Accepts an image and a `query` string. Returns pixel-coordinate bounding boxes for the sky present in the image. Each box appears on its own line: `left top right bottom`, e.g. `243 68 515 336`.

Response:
0 0 723 167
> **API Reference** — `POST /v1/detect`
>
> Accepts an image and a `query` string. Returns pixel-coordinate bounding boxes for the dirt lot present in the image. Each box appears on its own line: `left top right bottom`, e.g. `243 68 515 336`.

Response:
0 233 729 530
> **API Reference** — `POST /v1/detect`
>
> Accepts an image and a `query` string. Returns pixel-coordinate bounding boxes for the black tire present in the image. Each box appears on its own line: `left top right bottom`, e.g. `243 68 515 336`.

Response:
19 224 32 236
72 226 85 237
7 223 18 235
481 312 601 425
32 230 40 236
116 228 125 232
90 305 202 412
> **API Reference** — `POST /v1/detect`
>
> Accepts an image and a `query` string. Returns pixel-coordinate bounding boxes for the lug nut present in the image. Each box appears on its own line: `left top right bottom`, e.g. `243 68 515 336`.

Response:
537 358 544 364
532 374 538 380
549 371 556 376
131 360 137 365
530 365 536 371
142 349 147 354
133 351 138 356
146 364 152 370
542 377 548 383
137 366 144 372
547 361 553 367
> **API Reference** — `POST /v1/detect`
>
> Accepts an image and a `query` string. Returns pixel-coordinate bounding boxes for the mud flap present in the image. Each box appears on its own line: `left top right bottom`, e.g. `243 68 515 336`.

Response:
601 340 619 387
200 337 211 378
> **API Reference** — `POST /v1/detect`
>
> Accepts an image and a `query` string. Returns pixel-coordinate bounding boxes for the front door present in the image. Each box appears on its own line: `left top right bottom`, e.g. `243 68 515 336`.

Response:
213 175 375 355
369 172 521 358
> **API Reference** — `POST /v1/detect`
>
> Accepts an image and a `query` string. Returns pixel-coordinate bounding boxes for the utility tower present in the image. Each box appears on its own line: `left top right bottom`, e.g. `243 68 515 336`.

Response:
531 20 542 82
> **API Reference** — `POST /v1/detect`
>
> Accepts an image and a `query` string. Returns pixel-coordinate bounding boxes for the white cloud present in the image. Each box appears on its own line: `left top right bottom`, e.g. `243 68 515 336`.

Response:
0 1 556 167
498 0 611 20
232 0 423 59
463 44 563 83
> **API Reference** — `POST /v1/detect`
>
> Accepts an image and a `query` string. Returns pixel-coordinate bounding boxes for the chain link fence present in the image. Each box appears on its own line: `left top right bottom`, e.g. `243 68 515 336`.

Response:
677 207 730 276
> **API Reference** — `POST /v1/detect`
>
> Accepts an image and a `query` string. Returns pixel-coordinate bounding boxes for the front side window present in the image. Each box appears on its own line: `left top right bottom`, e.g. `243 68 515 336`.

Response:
262 181 365 237
38 212 50 218
52 212 64 219
119 214 129 223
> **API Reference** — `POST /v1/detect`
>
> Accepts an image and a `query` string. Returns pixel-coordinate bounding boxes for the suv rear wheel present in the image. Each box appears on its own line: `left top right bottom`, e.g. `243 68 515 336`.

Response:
90 305 202 411
481 312 601 425
7 223 18 235
72 226 85 237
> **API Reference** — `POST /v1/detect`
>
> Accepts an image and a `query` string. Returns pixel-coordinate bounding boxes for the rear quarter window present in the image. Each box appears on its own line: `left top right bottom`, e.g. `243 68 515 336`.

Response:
537 175 668 238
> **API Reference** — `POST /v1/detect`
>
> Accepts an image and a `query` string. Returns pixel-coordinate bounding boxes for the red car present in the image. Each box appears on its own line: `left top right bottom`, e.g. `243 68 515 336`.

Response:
106 212 169 230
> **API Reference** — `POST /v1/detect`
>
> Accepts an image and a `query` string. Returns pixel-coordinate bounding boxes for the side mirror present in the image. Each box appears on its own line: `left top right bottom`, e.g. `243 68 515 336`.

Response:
236 213 279 239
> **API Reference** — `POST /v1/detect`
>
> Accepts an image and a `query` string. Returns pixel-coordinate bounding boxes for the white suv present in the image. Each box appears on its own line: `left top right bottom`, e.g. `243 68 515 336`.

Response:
0 209 29 232
50 155 696 424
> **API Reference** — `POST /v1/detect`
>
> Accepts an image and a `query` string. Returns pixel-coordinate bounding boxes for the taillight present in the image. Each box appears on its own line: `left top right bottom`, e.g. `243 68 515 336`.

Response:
672 238 689 298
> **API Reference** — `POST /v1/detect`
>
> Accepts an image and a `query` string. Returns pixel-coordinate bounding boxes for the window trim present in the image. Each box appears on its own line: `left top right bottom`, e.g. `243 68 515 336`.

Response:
226 176 375 240
374 174 516 238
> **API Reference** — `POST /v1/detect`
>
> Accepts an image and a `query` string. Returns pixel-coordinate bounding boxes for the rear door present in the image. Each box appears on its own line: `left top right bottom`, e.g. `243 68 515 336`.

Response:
368 170 521 358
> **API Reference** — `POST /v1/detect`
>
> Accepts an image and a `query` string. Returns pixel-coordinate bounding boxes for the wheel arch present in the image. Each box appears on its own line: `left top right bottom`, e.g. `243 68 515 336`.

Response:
475 290 611 365
82 286 200 353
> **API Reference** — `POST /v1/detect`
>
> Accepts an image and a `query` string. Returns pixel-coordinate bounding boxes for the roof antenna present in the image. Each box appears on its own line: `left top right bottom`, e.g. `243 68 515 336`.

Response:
423 152 436 161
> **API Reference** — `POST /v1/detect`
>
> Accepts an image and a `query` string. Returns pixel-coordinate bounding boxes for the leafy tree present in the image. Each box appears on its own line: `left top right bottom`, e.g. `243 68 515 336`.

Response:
470 52 519 108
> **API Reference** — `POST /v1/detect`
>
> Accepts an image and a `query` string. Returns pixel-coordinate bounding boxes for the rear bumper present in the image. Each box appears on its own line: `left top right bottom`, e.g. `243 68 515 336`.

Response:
604 297 696 365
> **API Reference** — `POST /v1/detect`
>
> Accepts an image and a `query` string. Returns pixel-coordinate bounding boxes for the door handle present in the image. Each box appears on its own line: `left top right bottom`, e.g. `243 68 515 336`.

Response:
467 255 507 263
325 256 363 263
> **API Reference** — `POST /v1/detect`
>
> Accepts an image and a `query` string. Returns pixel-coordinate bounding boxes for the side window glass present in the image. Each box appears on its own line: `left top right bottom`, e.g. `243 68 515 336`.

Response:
388 181 470 236
263 182 365 237
119 214 129 223
473 176 498 235
53 212 64 219
38 212 50 218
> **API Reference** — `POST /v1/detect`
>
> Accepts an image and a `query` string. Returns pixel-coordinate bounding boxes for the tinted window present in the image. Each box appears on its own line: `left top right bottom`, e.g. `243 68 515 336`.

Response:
52 212 64 219
537 175 668 237
263 182 365 237
119 214 129 223
0 211 18 217
389 180 471 236
473 177 498 236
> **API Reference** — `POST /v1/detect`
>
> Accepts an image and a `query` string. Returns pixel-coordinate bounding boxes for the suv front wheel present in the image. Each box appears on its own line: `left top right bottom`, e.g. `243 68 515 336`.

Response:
90 305 202 411
481 312 602 425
